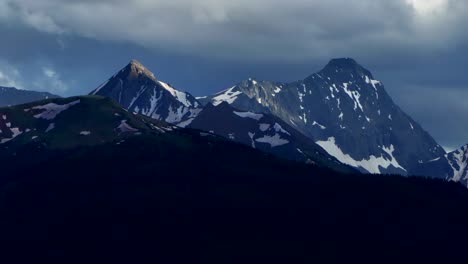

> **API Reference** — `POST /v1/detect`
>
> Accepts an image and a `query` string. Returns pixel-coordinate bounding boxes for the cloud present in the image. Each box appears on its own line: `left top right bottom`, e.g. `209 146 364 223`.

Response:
0 62 22 88
37 67 68 93
1 0 467 62
43 67 56 78
394 84 468 150
0 0 466 147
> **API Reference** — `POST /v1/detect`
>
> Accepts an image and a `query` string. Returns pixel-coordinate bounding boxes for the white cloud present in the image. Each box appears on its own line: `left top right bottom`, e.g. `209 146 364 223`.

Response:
0 63 22 88
406 0 448 15
43 67 56 78
35 67 68 93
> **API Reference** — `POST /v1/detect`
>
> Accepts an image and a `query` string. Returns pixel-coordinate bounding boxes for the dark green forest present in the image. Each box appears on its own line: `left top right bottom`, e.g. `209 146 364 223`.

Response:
1 135 468 262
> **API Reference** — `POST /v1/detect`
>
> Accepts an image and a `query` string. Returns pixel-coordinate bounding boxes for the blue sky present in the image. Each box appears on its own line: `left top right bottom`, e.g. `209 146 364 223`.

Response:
0 0 467 150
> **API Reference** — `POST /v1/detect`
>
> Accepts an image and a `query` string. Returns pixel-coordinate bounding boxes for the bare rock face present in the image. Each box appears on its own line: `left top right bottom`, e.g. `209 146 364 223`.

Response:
414 144 468 186
201 58 445 175
90 60 201 125
187 102 356 174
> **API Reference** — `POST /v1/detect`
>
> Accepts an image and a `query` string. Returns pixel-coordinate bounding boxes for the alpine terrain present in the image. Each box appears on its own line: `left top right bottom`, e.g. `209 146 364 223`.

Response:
0 86 59 107
90 60 201 125
200 58 446 175
0 95 208 174
186 101 354 173
414 144 468 186
0 62 468 262
1 96 468 261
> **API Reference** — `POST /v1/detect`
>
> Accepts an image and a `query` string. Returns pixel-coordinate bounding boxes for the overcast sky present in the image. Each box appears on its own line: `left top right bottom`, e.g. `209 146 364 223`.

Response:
0 0 466 150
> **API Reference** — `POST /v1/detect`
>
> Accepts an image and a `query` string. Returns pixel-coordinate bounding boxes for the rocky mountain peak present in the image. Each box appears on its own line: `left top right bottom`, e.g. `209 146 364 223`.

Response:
90 61 201 125
200 58 446 175
125 59 157 81
317 58 374 82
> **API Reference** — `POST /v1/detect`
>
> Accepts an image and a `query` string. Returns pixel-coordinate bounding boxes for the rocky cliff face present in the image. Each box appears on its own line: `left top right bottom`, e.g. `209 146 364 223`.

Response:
201 58 445 174
90 60 201 125
414 144 468 186
187 102 356 174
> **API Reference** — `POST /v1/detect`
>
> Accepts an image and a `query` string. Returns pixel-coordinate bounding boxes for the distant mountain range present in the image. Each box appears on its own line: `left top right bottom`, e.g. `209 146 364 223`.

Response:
3 101 468 261
2 58 465 186
0 95 353 174
2 59 468 260
91 59 451 178
0 86 59 107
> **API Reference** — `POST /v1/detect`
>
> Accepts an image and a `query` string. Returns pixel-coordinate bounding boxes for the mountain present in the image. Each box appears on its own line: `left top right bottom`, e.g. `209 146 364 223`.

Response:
0 86 59 107
2 117 468 261
200 58 445 175
186 102 355 173
0 95 175 150
2 94 468 261
414 144 468 186
0 95 191 174
90 60 201 125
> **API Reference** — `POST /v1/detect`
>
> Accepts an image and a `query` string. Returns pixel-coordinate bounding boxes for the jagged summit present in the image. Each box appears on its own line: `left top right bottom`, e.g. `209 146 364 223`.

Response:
124 59 157 81
90 61 201 124
200 58 445 175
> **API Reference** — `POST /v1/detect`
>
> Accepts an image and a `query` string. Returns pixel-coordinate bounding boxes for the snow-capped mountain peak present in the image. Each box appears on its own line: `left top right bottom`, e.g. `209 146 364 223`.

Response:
90 60 201 125
199 58 445 175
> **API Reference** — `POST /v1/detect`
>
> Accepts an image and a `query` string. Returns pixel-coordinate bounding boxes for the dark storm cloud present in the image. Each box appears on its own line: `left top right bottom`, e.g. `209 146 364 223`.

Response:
0 0 466 148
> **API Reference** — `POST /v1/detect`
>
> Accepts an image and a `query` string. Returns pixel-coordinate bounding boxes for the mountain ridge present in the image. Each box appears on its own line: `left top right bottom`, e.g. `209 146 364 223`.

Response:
414 143 468 186
0 86 60 107
200 58 446 174
90 60 201 124
187 101 356 174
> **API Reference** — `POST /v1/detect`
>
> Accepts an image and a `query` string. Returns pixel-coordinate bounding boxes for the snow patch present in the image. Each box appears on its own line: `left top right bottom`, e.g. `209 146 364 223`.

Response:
312 121 326 130
233 111 263 121
316 137 406 174
255 134 289 148
212 86 243 106
128 85 149 109
46 123 55 133
273 123 290 135
0 127 22 144
158 81 195 108
448 146 468 183
31 100 80 120
342 83 364 112
248 132 256 148
141 89 162 117
117 120 139 133
166 105 189 123
259 123 271 132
